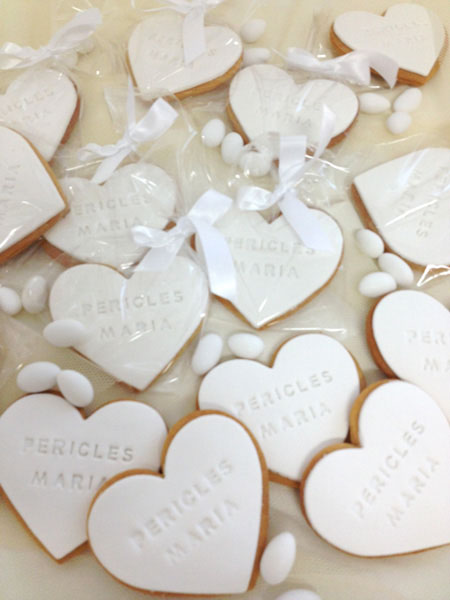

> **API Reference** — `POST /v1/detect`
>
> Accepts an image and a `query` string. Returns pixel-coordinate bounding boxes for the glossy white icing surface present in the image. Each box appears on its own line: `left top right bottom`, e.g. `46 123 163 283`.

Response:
88 413 264 594
303 381 450 556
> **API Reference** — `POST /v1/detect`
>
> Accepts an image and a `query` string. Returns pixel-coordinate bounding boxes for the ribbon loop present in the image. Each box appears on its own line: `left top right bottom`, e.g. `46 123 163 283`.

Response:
0 8 102 70
78 80 178 184
132 190 236 301
285 48 398 88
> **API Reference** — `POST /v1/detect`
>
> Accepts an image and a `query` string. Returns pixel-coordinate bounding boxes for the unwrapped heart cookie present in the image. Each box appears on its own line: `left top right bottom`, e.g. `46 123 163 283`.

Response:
0 394 167 560
87 411 268 595
0 69 79 161
331 4 447 86
209 209 343 329
43 164 178 271
199 334 363 485
352 147 450 269
0 126 68 264
128 12 243 100
367 290 450 420
48 259 209 390
228 64 359 148
301 380 450 556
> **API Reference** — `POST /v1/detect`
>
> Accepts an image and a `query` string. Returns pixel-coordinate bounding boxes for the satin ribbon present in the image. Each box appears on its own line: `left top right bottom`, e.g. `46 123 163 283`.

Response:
237 106 336 252
132 189 236 301
285 48 398 88
159 0 223 64
0 8 102 70
78 79 178 184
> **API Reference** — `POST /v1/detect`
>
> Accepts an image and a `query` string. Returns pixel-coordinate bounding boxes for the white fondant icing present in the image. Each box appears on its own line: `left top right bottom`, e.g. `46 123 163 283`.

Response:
44 164 177 270
0 126 66 255
48 259 209 390
0 69 77 161
354 147 450 267
371 290 450 419
303 380 450 556
0 394 167 559
210 209 343 328
87 413 264 594
333 4 446 78
128 12 243 99
229 65 358 147
199 334 360 482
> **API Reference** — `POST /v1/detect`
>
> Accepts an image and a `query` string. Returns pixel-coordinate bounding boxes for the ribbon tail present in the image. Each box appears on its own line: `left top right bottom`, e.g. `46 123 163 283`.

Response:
91 146 131 184
367 51 399 88
192 216 236 302
189 189 233 223
279 194 334 252
182 7 206 64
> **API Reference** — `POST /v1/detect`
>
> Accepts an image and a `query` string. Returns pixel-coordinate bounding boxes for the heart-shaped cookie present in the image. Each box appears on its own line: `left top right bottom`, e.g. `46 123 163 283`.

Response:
367 290 450 420
199 334 363 485
0 394 167 560
128 12 243 100
353 148 450 269
88 411 268 595
210 209 343 329
43 164 178 270
0 126 68 264
0 69 78 161
48 259 209 390
331 4 447 85
228 64 359 147
301 380 450 556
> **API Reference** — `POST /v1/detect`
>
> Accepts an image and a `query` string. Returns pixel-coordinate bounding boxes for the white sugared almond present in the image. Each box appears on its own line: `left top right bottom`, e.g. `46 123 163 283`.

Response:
221 132 244 165
240 19 267 43
386 112 412 135
377 253 414 287
0 286 22 316
227 332 264 359
191 333 223 376
239 150 272 177
43 319 88 348
260 531 297 585
56 370 94 408
358 92 391 114
201 119 226 148
21 275 48 314
17 362 61 393
354 229 384 258
358 272 397 297
393 87 422 112
243 47 271 67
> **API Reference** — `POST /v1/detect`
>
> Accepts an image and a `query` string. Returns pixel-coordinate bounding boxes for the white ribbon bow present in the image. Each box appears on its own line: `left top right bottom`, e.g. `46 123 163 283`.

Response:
237 106 336 252
132 189 236 301
285 48 399 88
0 8 102 70
160 0 223 64
78 79 178 184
